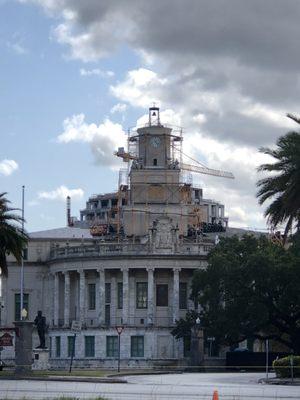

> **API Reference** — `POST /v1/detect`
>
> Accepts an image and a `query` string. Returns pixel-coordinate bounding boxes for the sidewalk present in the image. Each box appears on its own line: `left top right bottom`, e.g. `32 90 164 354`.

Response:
260 377 300 386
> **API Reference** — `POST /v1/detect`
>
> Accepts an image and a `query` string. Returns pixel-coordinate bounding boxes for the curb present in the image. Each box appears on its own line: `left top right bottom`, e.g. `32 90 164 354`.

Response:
0 375 127 384
259 378 300 386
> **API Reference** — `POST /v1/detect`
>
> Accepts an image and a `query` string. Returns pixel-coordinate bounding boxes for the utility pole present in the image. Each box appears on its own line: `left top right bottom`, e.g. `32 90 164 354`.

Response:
20 185 25 320
266 339 269 381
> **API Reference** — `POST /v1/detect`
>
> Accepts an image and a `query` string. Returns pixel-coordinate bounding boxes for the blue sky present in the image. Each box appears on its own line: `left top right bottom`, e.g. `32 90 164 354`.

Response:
0 1 140 230
1 0 299 232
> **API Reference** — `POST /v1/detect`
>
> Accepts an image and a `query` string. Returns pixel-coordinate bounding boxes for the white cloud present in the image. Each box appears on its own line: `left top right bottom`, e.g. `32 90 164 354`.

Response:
0 159 18 176
110 68 167 108
57 114 126 167
110 103 127 114
192 113 207 125
80 68 114 77
240 103 295 129
6 41 28 55
38 185 84 201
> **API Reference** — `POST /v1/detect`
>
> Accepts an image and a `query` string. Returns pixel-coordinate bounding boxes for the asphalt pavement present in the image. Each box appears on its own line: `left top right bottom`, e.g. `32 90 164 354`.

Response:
0 372 299 399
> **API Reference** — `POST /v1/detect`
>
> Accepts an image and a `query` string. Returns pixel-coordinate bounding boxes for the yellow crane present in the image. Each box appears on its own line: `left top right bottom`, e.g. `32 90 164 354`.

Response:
114 147 234 179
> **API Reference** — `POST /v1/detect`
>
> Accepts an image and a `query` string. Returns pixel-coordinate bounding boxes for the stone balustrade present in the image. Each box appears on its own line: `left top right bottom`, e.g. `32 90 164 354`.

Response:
49 241 213 260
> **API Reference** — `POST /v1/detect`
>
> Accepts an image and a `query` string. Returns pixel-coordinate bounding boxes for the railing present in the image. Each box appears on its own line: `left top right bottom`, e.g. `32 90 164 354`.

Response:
49 242 214 260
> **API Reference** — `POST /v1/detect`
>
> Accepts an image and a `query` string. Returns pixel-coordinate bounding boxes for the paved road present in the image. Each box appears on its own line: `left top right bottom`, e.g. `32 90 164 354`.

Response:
0 373 299 399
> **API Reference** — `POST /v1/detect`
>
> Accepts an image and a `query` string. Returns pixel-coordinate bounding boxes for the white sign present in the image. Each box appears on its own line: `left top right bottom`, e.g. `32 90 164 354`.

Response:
71 320 82 332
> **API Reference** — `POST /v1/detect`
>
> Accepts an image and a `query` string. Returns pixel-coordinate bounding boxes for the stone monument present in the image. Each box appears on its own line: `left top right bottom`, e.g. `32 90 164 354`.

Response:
32 311 50 370
34 310 46 348
14 320 34 374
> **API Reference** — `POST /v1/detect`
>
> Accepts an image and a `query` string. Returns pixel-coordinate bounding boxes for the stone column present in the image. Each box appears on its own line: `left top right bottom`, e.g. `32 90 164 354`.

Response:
147 267 154 325
97 268 105 325
122 267 129 325
79 270 85 325
173 268 181 324
53 273 59 326
63 271 70 327
14 321 34 374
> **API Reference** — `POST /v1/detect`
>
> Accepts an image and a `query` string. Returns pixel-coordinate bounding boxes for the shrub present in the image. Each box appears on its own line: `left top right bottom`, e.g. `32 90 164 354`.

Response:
273 356 300 378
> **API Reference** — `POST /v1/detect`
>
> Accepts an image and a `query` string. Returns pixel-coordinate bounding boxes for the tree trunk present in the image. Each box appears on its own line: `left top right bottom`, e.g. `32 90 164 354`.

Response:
283 215 294 245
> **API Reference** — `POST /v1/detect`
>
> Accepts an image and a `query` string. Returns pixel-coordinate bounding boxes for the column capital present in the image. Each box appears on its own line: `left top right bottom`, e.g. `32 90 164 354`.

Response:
146 267 155 272
121 266 129 273
173 267 181 273
61 270 70 276
77 269 85 275
97 267 105 274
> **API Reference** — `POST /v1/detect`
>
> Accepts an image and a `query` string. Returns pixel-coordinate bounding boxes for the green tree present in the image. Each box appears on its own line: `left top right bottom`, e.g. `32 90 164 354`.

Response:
0 192 28 276
257 116 300 242
172 235 300 354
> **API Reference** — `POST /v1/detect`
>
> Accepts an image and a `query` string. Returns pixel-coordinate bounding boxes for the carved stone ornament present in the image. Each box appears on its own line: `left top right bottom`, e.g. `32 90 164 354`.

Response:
154 217 174 249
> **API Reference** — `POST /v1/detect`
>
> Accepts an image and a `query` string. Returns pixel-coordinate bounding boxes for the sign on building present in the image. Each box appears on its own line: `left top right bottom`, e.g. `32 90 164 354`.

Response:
0 333 13 346
71 320 82 332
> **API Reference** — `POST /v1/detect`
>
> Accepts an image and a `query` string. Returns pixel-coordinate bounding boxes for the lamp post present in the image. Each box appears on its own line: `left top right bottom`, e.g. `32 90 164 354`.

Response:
191 316 204 366
265 339 269 381
207 337 216 357
115 326 124 373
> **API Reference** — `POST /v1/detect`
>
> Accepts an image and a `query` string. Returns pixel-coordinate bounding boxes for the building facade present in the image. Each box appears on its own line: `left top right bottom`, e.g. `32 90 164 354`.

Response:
2 107 231 368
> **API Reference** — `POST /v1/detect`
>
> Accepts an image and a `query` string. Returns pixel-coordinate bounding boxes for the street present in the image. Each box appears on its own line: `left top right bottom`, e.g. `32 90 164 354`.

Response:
0 372 299 399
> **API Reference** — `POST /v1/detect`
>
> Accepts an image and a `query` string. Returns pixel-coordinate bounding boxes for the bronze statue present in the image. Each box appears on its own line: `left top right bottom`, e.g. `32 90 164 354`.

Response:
34 310 46 348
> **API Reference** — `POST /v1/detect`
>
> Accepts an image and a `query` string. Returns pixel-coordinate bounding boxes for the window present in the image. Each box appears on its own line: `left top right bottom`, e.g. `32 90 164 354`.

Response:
105 304 110 326
156 284 168 307
105 282 111 304
68 336 76 357
117 282 123 309
88 283 96 310
55 336 61 358
106 336 118 357
183 336 191 357
153 158 157 166
49 337 52 358
15 293 29 321
131 336 144 357
85 336 95 357
23 248 28 260
179 282 188 309
136 282 147 309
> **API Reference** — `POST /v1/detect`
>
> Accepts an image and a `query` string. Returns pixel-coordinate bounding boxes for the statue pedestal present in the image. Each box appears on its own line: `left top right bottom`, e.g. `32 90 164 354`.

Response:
190 328 204 366
32 348 50 370
14 321 34 375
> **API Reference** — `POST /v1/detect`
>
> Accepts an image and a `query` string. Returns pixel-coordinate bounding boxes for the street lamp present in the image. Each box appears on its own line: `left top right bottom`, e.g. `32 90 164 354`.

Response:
115 326 124 373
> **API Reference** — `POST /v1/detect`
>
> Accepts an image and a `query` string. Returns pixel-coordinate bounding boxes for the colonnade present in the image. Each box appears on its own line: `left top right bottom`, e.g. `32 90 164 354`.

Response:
51 267 183 328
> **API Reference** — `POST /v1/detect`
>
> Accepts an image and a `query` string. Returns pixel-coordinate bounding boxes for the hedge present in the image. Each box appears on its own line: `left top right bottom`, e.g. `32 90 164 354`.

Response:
273 356 300 378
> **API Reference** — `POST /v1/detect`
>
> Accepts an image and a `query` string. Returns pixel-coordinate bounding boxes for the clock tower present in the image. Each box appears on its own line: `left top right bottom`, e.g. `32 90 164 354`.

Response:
136 106 172 169
129 106 181 206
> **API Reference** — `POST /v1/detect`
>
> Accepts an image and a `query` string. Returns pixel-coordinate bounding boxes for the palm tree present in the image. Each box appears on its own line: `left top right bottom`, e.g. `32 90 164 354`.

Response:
0 192 28 276
256 114 300 243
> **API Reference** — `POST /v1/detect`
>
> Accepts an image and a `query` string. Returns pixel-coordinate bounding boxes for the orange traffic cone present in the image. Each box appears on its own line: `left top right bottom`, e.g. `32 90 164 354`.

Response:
212 390 219 400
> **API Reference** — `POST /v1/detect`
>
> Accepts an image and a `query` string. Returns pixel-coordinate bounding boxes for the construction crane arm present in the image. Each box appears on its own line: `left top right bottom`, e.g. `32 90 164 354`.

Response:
181 163 234 179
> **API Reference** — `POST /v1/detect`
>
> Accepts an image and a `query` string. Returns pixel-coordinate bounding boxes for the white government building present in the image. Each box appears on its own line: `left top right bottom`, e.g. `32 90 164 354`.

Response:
2 107 236 368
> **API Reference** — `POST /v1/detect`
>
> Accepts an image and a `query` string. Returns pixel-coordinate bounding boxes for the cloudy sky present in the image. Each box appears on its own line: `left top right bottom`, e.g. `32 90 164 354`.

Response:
1 0 300 232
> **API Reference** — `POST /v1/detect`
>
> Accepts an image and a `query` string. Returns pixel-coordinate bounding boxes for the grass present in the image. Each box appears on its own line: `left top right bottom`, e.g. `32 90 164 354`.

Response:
34 369 108 377
0 369 109 378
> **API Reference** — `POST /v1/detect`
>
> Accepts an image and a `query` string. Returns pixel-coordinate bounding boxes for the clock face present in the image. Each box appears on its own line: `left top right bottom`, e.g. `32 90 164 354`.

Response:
150 136 161 148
